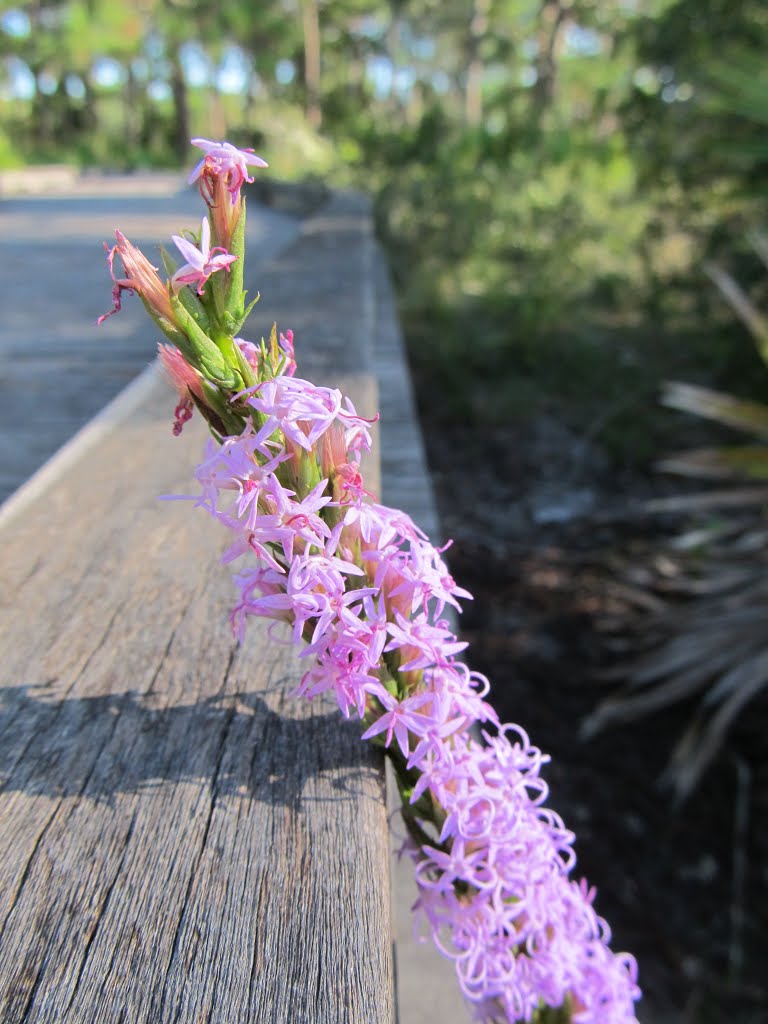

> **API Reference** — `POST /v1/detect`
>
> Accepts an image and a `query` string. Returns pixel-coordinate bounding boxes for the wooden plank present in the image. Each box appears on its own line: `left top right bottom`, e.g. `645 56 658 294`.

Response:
0 368 393 1023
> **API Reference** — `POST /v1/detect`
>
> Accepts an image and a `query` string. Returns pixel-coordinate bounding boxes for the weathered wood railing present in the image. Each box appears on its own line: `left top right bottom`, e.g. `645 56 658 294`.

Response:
0 193 399 1023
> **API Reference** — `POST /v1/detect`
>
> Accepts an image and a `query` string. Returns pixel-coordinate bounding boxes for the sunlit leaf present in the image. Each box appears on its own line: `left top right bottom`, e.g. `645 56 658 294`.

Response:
660 381 768 439
704 262 768 365
657 445 768 480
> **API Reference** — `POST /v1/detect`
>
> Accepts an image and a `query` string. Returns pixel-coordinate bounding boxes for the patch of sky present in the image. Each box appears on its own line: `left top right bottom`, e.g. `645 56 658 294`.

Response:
366 55 393 99
148 79 171 103
357 14 386 40
144 32 165 61
0 9 30 37
393 66 415 98
65 74 86 101
2 56 34 100
408 35 436 61
661 82 692 103
131 57 149 83
37 70 57 96
181 41 209 87
433 71 450 95
217 46 250 95
400 22 435 62
633 64 693 102
276 59 295 85
366 56 417 100
92 57 126 89
563 24 602 57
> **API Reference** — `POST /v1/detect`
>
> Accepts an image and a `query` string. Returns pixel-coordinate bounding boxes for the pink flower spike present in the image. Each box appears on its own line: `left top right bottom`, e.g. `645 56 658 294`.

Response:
171 218 237 296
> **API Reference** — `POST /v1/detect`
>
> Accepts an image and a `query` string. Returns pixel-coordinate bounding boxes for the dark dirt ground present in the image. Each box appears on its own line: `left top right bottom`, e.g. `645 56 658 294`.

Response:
413 402 768 1024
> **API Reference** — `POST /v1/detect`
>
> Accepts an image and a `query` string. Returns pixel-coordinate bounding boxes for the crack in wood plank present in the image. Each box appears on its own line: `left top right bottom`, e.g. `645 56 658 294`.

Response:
157 654 238 1024
0 798 63 944
64 806 139 1013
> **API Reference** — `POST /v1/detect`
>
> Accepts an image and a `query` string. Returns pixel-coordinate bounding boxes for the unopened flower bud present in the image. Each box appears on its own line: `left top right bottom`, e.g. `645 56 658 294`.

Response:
98 230 178 329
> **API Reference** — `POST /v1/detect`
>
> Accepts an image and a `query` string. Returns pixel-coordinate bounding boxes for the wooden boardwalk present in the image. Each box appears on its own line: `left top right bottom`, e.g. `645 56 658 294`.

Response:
0 181 466 1024
0 366 394 1023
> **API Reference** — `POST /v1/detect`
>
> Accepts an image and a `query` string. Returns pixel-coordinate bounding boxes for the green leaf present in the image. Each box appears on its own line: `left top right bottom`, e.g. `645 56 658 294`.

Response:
169 293 243 391
224 199 247 317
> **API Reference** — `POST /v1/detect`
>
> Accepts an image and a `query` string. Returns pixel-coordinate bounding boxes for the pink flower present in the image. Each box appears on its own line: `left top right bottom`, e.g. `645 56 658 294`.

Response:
189 138 268 201
171 218 237 296
279 329 297 376
246 377 345 455
361 690 434 756
384 611 469 671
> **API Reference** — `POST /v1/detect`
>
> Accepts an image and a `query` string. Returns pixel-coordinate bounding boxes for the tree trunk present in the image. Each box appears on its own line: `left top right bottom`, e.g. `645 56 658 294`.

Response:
465 0 491 126
123 65 139 161
301 0 322 129
533 0 569 113
209 88 227 141
169 44 189 164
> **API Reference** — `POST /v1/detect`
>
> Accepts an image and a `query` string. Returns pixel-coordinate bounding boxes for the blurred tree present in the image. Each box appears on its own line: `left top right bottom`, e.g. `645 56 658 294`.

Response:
301 0 321 126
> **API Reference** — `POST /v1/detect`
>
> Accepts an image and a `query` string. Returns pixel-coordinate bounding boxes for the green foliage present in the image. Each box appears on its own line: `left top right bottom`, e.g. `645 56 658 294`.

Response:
377 119 646 322
2 0 767 463
0 123 23 169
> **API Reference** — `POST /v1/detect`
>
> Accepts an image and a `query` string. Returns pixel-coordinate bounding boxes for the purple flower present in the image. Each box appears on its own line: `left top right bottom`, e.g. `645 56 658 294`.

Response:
171 218 237 296
189 138 268 201
361 690 434 756
279 329 297 377
384 611 468 671
246 377 345 454
185 367 642 1021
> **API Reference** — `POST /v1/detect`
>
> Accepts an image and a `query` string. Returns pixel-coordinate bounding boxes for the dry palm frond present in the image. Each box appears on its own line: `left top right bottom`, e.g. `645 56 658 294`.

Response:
657 445 768 480
661 380 768 438
586 238 768 800
704 261 768 361
583 541 768 801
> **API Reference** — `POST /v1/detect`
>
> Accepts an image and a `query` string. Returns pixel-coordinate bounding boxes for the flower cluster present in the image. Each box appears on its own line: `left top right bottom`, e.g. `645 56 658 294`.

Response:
191 369 640 1024
98 138 641 1024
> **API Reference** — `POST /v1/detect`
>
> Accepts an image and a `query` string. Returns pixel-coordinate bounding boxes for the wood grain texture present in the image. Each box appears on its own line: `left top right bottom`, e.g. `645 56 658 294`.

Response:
0 363 393 1024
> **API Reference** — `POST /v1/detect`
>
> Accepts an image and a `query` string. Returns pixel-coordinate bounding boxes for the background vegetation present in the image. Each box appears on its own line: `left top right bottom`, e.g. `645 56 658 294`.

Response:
3 0 767 457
